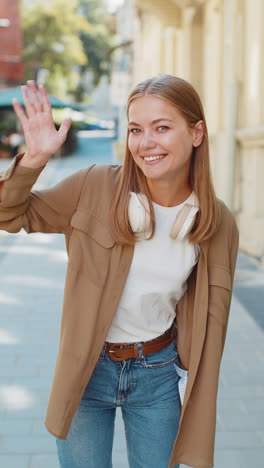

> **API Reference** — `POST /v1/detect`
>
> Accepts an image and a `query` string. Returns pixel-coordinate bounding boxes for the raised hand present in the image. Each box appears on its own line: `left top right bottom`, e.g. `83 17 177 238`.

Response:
13 81 72 168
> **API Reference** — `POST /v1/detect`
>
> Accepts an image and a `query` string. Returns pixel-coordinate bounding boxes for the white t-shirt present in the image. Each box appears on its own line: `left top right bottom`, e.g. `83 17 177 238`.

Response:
106 192 200 343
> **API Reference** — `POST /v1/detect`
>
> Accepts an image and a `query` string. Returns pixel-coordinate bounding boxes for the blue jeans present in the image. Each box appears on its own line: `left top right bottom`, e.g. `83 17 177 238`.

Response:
56 334 181 468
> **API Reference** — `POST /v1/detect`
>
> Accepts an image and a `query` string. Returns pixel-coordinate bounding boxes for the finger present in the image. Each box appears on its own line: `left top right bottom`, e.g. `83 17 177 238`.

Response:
21 85 37 118
12 98 28 128
39 85 52 114
26 80 42 113
58 118 72 144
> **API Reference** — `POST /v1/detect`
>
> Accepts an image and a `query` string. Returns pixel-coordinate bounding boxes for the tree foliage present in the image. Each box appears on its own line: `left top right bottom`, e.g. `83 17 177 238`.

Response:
74 0 116 101
79 0 113 78
22 0 115 100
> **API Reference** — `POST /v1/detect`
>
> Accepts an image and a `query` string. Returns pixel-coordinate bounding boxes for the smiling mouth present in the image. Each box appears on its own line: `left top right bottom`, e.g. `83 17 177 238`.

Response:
141 154 167 161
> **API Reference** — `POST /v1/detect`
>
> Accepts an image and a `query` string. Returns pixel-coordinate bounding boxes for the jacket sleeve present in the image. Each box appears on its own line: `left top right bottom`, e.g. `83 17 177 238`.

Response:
221 218 239 349
207 215 239 353
171 219 239 468
0 154 94 234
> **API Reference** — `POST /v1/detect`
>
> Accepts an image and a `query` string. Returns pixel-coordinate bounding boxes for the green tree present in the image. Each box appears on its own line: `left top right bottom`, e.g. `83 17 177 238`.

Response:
74 0 116 101
22 0 90 97
22 0 116 101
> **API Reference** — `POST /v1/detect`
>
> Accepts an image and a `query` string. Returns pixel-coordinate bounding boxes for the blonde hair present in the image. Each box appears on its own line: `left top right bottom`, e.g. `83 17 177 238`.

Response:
110 74 220 245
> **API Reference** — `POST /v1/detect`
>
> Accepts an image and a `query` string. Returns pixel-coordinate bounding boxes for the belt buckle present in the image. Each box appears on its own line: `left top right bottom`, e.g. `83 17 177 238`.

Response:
108 343 127 361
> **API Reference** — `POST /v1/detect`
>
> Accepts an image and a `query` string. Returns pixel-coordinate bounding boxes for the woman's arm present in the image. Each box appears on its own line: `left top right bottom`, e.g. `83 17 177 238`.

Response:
0 80 71 202
0 81 94 234
0 158 93 234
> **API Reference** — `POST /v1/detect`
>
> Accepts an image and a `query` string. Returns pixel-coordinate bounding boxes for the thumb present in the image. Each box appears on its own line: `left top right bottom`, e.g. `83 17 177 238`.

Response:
58 118 72 143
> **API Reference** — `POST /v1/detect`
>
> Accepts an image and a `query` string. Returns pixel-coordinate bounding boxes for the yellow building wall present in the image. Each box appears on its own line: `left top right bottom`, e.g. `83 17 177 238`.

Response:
118 0 264 259
133 0 180 83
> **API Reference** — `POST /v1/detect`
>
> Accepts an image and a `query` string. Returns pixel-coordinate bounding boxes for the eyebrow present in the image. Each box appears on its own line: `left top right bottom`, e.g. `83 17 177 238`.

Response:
128 118 174 126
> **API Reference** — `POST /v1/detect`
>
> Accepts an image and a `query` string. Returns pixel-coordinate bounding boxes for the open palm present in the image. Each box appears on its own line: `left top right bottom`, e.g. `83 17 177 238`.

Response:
13 81 72 166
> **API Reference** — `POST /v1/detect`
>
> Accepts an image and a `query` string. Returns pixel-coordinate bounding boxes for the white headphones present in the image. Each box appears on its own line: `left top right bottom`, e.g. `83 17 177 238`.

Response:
128 192 199 241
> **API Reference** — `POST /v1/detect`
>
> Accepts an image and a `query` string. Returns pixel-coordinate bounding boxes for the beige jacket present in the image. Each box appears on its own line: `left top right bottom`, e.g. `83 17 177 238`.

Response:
0 156 239 468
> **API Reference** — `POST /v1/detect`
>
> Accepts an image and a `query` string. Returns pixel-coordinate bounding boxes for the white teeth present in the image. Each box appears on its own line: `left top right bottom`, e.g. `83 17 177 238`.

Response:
143 155 166 161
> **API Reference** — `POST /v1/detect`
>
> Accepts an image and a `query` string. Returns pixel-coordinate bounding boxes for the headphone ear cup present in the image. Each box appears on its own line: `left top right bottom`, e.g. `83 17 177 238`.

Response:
170 204 199 240
128 193 151 233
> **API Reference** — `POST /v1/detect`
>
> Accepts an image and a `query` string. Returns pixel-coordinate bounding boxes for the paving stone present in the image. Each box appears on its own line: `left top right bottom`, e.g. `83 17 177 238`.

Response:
218 383 264 399
112 450 129 468
216 398 245 411
0 435 55 454
215 430 264 448
219 371 264 387
0 455 30 468
29 454 59 468
112 409 127 464
11 346 58 359
31 420 50 436
15 356 55 367
220 409 264 431
214 448 264 468
241 398 264 412
257 430 264 443
4 405 46 419
5 376 53 389
0 366 40 378
0 420 32 436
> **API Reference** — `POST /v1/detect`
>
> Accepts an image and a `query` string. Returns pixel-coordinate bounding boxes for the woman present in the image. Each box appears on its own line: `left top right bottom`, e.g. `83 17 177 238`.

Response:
0 75 239 468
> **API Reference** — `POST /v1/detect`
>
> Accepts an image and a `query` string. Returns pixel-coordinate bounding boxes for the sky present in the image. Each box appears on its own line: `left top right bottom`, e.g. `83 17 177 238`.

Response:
106 0 124 13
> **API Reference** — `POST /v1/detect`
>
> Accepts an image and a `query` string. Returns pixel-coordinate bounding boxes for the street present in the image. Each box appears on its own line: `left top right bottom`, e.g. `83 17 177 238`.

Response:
0 134 263 468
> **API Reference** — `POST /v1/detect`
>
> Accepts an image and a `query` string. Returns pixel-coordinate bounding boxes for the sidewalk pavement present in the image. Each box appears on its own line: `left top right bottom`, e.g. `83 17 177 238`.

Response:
0 136 263 468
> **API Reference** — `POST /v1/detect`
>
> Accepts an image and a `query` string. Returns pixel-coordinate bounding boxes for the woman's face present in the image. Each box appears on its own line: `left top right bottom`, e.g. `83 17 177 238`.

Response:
128 95 203 187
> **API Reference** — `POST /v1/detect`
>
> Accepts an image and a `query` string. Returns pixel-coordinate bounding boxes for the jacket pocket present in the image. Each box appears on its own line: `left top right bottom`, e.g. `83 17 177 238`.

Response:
208 264 232 325
70 209 115 248
69 209 115 286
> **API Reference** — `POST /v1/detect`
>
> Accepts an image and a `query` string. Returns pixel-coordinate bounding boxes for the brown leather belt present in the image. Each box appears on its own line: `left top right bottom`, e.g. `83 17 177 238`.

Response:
105 325 175 362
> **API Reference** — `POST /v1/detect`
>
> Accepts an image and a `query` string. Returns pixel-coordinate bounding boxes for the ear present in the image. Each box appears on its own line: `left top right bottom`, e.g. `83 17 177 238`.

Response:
192 120 204 147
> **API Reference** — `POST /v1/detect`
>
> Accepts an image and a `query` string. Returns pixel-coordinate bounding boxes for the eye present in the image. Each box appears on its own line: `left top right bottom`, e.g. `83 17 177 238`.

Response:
129 128 141 134
157 125 169 131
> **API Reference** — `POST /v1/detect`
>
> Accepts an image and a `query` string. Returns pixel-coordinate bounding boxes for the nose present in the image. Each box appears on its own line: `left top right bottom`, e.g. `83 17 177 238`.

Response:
140 130 156 150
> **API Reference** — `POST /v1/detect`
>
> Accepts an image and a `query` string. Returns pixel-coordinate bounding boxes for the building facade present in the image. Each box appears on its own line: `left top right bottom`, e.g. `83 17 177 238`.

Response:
112 0 264 261
0 0 23 87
